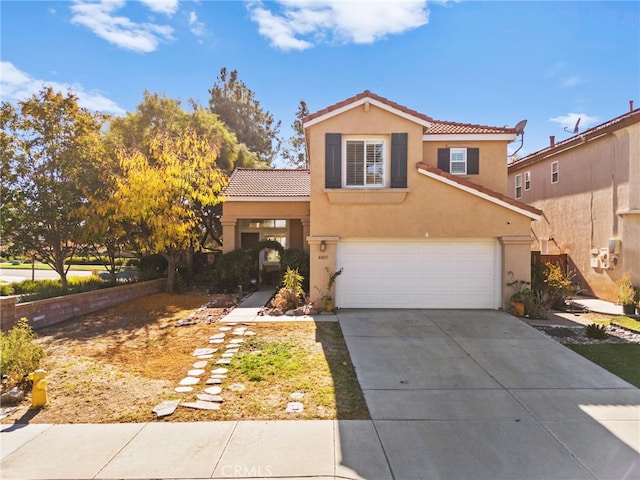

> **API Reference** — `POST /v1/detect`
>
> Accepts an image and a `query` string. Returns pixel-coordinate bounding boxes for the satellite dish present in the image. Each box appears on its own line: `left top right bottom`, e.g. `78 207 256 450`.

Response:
514 119 528 134
564 117 581 134
508 119 527 158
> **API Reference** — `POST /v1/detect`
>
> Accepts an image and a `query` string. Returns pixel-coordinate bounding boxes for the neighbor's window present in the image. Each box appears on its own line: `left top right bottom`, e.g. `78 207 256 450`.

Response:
524 171 531 191
515 174 523 199
450 148 467 175
551 161 559 183
345 139 385 187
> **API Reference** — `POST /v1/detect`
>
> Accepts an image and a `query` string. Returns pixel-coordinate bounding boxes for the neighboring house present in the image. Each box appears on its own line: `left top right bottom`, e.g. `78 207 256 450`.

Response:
223 91 542 309
508 105 640 302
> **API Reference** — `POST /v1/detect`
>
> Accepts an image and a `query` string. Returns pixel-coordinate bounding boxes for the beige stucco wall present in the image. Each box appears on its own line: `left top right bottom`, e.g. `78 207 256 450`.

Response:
508 121 640 301
221 200 310 252
307 103 535 308
422 140 509 194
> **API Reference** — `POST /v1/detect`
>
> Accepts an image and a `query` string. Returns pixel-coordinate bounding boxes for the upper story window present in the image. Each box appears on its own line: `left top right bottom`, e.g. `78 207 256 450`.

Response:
515 174 523 199
449 148 467 175
437 147 479 175
551 161 559 183
345 139 386 187
524 171 531 191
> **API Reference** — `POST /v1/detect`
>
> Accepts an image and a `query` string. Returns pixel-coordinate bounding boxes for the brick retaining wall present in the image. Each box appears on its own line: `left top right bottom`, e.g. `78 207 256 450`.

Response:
0 279 167 331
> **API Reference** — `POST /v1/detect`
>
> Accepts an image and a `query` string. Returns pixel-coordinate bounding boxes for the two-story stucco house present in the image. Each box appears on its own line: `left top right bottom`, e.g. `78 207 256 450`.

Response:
223 91 541 309
508 104 640 302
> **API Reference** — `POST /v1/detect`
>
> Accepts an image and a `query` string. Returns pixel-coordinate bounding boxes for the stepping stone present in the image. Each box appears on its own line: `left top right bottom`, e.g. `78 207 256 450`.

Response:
209 339 224 344
152 399 180 418
187 369 205 376
229 339 244 344
215 358 231 365
192 361 208 369
221 353 234 358
193 348 216 356
225 323 238 326
181 401 220 411
218 326 232 332
174 386 193 393
211 367 228 375
290 392 304 400
286 402 304 413
225 348 239 354
210 333 226 339
232 328 247 334
179 376 200 386
197 393 224 403
204 386 222 395
206 378 222 385
210 374 227 379
228 383 245 392
197 354 214 359
244 330 256 336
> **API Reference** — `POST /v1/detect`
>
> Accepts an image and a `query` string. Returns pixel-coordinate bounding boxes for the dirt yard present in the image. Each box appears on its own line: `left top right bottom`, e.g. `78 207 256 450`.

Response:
1 293 368 424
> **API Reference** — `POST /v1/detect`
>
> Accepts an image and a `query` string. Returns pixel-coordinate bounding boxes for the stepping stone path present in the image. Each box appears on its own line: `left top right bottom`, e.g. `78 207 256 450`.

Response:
286 402 304 413
158 311 260 418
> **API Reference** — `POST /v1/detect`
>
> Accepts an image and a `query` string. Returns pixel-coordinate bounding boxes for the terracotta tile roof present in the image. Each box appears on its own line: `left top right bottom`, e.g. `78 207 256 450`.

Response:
415 162 542 217
303 90 433 125
510 108 640 170
223 168 310 198
425 120 517 135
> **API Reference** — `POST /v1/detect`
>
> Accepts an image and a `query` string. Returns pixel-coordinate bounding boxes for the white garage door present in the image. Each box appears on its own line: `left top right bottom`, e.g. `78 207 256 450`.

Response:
335 239 500 309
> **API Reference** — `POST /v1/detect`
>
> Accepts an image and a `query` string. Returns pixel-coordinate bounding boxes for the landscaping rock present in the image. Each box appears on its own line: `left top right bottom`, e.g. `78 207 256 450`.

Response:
218 327 232 332
204 386 223 395
187 369 205 376
210 333 226 340
197 394 224 403
209 339 225 344
221 353 234 358
181 400 220 410
179 376 200 386
211 367 228 375
152 399 180 418
286 402 304 413
193 348 216 356
205 378 222 385
174 386 193 393
197 354 214 359
0 387 24 406
228 383 245 392
290 391 304 400
192 361 208 369
215 358 231 365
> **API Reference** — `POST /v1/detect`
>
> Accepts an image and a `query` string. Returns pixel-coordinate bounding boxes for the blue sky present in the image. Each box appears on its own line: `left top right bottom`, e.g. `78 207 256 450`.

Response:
1 0 638 165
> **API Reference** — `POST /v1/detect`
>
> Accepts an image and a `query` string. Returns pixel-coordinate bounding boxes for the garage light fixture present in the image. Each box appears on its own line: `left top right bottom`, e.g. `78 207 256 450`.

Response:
320 240 327 251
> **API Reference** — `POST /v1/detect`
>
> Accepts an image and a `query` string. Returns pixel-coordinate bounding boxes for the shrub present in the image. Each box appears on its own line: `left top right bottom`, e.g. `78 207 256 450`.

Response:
212 249 255 293
526 262 575 318
0 284 14 296
11 276 106 303
271 267 305 312
0 318 46 388
585 323 608 339
280 249 310 292
616 274 636 305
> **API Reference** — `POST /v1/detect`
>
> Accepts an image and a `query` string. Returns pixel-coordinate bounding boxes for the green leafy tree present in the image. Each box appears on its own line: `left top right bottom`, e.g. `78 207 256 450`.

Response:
112 129 227 293
282 100 309 168
208 68 281 165
0 87 107 289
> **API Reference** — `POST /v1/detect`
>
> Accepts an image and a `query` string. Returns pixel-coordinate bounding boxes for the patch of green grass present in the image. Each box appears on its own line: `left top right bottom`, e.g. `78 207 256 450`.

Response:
568 344 640 387
233 339 300 382
611 316 640 333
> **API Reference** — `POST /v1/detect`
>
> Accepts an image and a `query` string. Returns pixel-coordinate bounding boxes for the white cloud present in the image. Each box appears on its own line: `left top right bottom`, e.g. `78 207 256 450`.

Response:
248 0 430 51
140 0 179 16
544 61 583 88
548 112 599 132
189 11 207 38
0 61 126 115
70 0 174 53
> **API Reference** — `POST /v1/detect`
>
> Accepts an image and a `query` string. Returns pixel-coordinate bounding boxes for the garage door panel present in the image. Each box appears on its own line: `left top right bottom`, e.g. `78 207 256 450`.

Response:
336 240 499 309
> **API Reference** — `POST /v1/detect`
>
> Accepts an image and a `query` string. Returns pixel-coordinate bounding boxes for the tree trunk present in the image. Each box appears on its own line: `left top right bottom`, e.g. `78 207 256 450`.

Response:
163 252 181 294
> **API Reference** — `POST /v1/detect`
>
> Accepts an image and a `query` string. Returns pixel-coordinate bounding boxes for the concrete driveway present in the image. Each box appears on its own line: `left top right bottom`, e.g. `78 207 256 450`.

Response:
337 309 640 480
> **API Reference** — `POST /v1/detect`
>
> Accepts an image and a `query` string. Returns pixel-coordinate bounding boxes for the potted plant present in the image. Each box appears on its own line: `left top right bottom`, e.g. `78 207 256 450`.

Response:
316 267 343 312
507 279 531 316
616 274 637 315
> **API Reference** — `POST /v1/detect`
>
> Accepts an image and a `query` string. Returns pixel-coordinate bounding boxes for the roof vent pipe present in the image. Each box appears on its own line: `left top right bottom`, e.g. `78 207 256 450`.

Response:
550 135 555 147
630 100 634 112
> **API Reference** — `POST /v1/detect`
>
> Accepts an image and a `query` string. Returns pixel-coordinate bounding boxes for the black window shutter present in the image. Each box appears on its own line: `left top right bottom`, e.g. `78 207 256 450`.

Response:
467 148 479 174
390 133 408 188
325 133 342 188
437 148 450 172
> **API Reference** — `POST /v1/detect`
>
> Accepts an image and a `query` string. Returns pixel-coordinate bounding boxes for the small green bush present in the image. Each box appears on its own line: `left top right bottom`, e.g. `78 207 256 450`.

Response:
272 267 305 311
212 249 255 292
0 284 15 296
0 318 46 388
280 249 310 292
585 323 608 339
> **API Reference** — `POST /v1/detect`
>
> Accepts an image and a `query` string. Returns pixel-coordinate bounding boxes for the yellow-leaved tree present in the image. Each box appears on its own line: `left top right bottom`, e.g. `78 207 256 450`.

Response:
113 129 227 293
